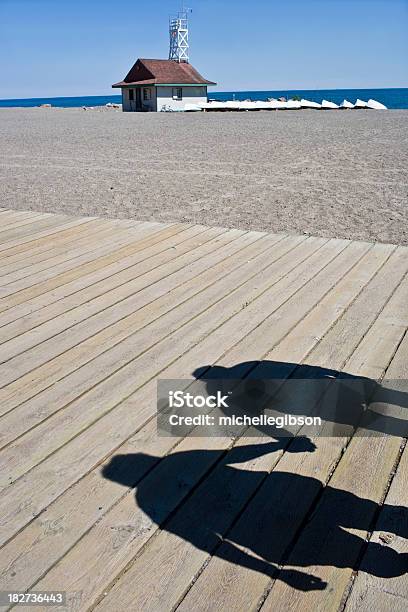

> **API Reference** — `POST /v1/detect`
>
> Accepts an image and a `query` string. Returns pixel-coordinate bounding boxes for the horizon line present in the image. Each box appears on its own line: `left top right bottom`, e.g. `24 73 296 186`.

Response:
1 86 408 102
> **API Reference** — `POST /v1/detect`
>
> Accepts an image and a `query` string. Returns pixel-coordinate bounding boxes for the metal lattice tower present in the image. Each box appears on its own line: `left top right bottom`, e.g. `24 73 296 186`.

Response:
169 6 190 63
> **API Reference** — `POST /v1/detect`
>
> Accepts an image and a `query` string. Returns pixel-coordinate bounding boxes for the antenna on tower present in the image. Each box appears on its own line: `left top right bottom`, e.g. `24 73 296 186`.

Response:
169 3 191 63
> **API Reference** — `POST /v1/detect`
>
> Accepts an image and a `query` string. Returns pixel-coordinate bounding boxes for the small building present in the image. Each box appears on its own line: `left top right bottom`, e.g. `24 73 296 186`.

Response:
112 58 216 112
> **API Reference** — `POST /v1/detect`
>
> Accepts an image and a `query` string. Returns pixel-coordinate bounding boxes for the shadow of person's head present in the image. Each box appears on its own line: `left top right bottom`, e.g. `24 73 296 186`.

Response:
191 360 408 438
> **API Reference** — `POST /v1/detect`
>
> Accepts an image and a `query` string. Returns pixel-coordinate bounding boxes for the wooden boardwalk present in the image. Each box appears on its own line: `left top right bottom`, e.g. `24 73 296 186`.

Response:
0 208 407 612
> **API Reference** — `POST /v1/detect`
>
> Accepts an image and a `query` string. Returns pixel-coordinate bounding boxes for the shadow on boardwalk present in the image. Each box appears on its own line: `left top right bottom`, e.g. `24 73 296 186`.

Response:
103 361 408 592
191 360 408 438
103 444 408 591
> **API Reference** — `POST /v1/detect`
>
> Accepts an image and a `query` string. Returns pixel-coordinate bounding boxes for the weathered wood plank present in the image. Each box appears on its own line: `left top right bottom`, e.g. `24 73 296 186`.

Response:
93 248 407 612
12 242 394 609
12 241 376 608
0 217 114 268
0 216 99 257
0 210 26 222
0 222 161 288
0 228 262 411
344 359 408 610
0 214 81 245
0 226 245 345
0 219 124 277
0 225 215 348
0 234 322 484
0 212 50 233
0 236 340 540
0 211 406 612
0 223 183 311
259 304 408 612
0 222 178 299
0 223 187 326
0 227 227 380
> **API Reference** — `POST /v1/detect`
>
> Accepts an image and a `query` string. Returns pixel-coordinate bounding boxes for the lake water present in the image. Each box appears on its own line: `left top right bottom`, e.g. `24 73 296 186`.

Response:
0 88 407 109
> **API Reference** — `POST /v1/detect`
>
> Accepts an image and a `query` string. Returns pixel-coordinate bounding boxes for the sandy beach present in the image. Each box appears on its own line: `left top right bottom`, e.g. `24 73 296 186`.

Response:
1 107 407 244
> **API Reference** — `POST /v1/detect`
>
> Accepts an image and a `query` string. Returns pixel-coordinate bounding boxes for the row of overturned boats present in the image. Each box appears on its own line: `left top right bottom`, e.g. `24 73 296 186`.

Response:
183 98 388 112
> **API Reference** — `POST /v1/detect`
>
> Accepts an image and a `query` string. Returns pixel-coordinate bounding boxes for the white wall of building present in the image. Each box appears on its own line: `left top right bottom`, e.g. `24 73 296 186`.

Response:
156 86 207 111
121 86 208 112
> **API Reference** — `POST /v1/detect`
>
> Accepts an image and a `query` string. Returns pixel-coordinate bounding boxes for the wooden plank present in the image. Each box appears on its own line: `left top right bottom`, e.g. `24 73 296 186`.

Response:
0 222 184 311
0 235 340 541
0 223 188 327
0 239 372 608
0 426 228 598
0 225 214 346
204 244 397 379
344 386 408 608
7 242 393 608
0 225 243 345
0 226 225 375
0 214 80 245
0 216 100 257
0 228 270 414
0 234 319 483
0 218 123 276
0 210 22 221
0 224 185 302
0 222 159 287
261 434 403 611
345 446 408 608
0 216 148 258
0 218 113 269
0 222 172 298
256 297 408 612
176 254 408 612
346 589 408 612
0 212 50 233
210 242 389 368
92 247 407 612
0 232 404 608
0 211 43 226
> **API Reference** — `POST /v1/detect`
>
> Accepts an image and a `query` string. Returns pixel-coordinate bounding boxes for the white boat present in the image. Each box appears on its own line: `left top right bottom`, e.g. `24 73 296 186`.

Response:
354 99 368 108
340 99 354 109
259 101 279 110
285 100 302 109
321 99 339 109
199 101 229 111
183 103 202 112
252 101 276 110
271 100 289 109
300 99 322 109
218 101 240 110
367 99 388 110
236 101 258 111
244 100 286 110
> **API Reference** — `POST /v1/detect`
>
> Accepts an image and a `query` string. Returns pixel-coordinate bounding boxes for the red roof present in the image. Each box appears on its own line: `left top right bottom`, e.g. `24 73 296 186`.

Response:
112 58 216 88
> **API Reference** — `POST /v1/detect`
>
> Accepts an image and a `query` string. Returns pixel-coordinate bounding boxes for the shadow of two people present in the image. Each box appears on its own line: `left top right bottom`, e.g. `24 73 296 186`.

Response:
102 361 408 591
103 442 408 591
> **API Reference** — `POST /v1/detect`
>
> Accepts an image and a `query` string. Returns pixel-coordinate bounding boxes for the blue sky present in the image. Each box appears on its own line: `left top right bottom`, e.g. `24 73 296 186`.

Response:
0 0 407 99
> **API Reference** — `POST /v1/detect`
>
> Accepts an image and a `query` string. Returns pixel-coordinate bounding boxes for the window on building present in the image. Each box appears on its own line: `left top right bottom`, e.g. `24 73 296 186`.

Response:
143 88 151 101
172 87 183 100
128 89 134 101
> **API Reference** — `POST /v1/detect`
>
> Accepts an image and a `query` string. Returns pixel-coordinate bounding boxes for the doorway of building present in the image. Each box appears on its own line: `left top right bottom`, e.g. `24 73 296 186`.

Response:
128 89 142 111
135 88 142 111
